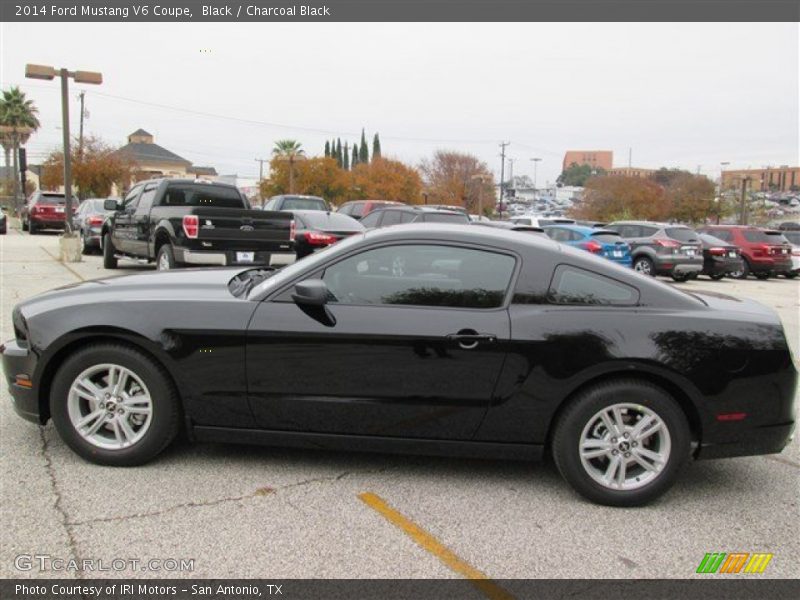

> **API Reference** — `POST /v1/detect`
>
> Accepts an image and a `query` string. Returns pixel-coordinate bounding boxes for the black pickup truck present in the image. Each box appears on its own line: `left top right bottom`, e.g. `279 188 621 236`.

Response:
101 178 296 270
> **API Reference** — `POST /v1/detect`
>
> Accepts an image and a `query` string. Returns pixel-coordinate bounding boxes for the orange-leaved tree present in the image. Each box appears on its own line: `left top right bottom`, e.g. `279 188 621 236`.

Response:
419 150 495 213
575 175 670 222
350 157 422 203
261 156 351 205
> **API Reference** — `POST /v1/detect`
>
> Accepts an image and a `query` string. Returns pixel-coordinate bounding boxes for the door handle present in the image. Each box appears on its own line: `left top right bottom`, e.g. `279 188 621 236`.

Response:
447 331 497 350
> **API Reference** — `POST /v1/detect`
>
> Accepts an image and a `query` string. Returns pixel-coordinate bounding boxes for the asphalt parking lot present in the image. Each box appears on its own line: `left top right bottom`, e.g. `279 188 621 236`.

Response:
1 227 798 583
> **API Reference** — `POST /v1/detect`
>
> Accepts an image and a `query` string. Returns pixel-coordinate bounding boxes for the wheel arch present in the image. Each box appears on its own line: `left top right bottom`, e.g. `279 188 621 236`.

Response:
152 222 176 257
36 328 184 425
543 370 703 460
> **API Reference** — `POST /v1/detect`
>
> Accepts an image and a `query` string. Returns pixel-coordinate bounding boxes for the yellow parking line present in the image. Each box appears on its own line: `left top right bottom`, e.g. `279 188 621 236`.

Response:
358 492 515 600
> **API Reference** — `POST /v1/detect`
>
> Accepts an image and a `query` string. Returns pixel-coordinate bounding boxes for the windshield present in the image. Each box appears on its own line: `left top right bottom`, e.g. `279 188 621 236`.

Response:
163 184 244 208
699 233 730 247
782 231 800 244
248 232 365 299
665 227 699 242
282 197 327 210
424 212 471 224
301 212 363 231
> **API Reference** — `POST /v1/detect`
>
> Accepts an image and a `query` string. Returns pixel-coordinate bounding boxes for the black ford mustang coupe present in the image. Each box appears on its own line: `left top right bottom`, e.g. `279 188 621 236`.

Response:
3 225 796 506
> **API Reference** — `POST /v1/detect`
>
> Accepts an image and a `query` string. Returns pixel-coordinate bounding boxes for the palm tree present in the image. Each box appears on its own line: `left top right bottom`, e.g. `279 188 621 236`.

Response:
0 87 41 201
271 139 305 193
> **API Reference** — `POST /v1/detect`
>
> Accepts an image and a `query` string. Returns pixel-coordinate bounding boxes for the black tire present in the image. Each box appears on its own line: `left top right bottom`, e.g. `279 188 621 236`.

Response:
671 273 689 282
551 379 690 507
785 272 798 279
633 256 655 277
730 259 750 280
28 219 38 235
156 243 180 271
103 232 118 269
50 343 180 466
754 272 770 280
80 231 91 255
709 273 725 280
21 218 28 231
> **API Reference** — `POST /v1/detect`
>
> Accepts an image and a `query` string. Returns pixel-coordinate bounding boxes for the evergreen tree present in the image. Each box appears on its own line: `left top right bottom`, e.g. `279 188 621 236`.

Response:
324 140 330 157
372 133 382 159
360 129 369 163
351 141 359 168
343 142 350 170
336 138 342 168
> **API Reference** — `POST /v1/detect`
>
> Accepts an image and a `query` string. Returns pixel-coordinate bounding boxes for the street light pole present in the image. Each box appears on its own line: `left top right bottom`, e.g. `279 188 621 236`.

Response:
530 157 541 193
59 69 74 232
25 63 102 262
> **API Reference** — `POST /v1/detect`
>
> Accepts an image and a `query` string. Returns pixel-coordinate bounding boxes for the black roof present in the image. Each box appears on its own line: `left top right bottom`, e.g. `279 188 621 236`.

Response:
116 141 191 166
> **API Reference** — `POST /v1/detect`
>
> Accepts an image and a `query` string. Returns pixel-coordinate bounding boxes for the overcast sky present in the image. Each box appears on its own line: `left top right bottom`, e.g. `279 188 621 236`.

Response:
1 22 797 186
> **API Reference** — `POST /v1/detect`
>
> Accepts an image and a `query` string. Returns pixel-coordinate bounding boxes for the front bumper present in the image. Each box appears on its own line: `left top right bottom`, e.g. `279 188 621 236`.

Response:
175 248 296 267
1 340 41 424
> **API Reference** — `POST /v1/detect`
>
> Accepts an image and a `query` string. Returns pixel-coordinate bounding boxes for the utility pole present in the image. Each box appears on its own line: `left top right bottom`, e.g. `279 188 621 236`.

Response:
530 158 542 193
507 158 516 196
739 176 750 225
628 147 632 168
255 158 268 205
498 141 510 215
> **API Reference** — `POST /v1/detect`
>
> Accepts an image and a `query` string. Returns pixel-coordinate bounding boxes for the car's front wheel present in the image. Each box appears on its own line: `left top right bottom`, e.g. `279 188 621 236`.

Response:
50 344 180 466
156 243 179 270
552 379 690 506
102 233 118 269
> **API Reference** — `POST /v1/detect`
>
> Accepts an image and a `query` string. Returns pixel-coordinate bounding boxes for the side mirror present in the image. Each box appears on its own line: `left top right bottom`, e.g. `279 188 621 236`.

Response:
292 279 329 307
104 199 122 211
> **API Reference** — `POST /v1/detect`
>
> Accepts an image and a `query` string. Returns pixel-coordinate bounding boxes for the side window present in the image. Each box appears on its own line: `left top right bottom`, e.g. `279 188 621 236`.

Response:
263 197 279 211
322 244 516 309
716 230 733 242
548 265 639 306
380 210 403 227
359 211 382 228
338 204 351 216
136 187 157 214
641 226 659 237
399 211 416 224
569 230 585 241
546 228 569 242
123 186 143 209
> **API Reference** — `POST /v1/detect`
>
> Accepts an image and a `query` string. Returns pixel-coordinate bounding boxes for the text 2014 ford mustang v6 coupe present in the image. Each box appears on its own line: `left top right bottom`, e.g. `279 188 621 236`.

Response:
2 224 796 506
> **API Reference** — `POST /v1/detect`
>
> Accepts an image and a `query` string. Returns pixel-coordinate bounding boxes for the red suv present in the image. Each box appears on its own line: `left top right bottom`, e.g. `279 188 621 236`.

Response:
697 225 792 279
22 191 78 234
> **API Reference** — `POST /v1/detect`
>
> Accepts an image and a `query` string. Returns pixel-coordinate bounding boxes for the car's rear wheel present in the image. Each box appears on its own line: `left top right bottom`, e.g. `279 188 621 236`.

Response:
785 272 798 279
754 272 770 280
709 273 725 280
21 218 28 231
633 256 655 276
671 273 689 282
157 243 180 271
50 344 180 466
729 259 750 279
102 233 118 269
81 231 91 255
28 219 38 235
552 379 690 506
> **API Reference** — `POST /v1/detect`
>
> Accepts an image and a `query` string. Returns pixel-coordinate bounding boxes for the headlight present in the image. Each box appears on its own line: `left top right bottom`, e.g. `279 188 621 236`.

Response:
12 307 28 347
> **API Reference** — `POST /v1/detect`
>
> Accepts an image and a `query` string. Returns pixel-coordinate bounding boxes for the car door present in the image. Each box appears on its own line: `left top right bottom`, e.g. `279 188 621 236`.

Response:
112 185 143 253
130 184 158 257
246 242 517 440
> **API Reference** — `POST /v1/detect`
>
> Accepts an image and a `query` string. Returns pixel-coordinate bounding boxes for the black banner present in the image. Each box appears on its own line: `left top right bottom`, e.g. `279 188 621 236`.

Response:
2 0 800 23
2 579 800 600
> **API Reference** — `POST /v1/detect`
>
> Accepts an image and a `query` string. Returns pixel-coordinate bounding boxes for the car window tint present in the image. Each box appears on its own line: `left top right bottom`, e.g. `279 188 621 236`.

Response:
264 197 279 210
591 232 622 244
281 197 327 210
399 211 416 224
549 265 639 306
322 244 515 309
359 211 382 228
137 188 157 213
666 227 699 242
783 231 800 244
163 184 244 208
640 226 659 237
546 227 569 242
424 212 471 224
380 210 404 226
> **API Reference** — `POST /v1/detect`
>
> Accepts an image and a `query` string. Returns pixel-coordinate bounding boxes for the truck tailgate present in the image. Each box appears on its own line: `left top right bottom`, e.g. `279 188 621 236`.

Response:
190 208 293 247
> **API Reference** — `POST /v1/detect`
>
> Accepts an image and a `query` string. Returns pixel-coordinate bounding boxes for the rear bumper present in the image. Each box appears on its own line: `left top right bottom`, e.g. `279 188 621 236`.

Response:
654 255 703 276
748 256 793 274
30 217 66 229
176 248 296 267
704 256 744 275
697 422 795 460
1 340 41 424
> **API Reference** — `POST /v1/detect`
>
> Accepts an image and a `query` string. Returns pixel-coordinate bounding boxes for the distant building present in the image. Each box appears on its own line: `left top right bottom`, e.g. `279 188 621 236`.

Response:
115 129 217 183
608 166 656 179
721 166 800 192
562 150 613 172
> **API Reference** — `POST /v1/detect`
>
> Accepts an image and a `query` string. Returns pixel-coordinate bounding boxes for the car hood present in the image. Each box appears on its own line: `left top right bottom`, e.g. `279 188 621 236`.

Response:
17 267 246 317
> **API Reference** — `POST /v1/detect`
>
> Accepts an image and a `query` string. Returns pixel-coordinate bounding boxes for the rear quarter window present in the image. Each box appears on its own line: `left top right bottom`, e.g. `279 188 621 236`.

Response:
549 265 639 306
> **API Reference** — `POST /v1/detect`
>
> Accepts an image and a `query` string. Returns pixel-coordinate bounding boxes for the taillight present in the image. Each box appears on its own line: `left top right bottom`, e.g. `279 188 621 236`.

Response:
655 239 680 254
305 231 337 246
581 240 603 254
182 215 199 239
289 220 296 242
709 247 726 256
88 216 104 226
